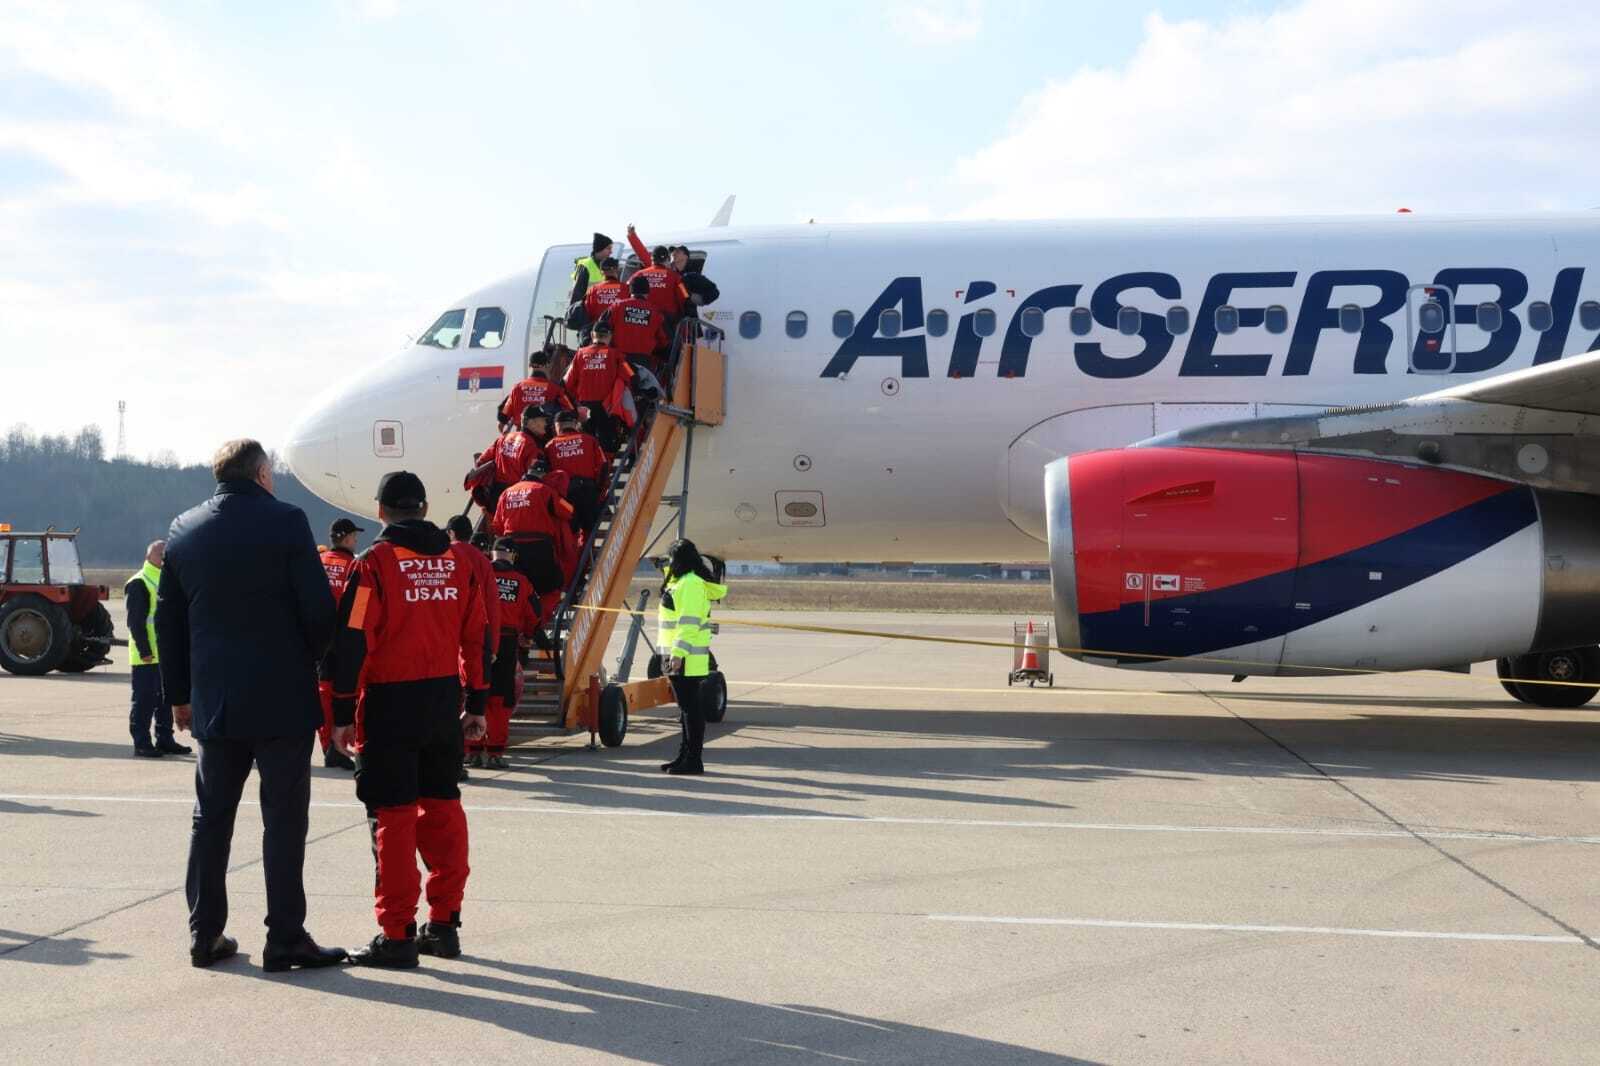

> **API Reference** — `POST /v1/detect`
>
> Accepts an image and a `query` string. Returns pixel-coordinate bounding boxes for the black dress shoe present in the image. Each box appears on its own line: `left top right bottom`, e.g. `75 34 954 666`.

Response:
190 933 238 968
323 747 356 770
133 745 164 758
666 759 704 775
417 921 461 959
262 935 347 972
350 933 419 969
156 738 192 755
660 753 686 772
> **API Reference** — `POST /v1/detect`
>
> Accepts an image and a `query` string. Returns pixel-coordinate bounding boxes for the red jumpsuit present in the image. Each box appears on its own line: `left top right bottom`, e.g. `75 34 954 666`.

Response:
317 546 356 753
545 429 608 535
476 429 543 488
498 375 573 426
583 279 627 325
606 297 668 365
627 230 688 319
491 477 577 616
328 521 488 940
468 561 540 755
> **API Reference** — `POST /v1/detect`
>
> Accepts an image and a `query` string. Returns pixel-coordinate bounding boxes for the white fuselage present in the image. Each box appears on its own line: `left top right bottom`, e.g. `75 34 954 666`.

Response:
285 214 1600 561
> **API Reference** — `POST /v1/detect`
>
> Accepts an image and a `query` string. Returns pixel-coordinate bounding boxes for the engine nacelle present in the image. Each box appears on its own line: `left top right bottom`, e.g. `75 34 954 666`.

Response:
1045 447 1600 675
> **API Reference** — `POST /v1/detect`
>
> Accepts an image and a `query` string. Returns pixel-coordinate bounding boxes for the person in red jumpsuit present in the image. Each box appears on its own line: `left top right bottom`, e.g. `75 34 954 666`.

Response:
317 517 365 770
467 410 546 517
562 319 634 453
626 223 688 321
327 471 489 969
491 463 577 618
605 275 670 374
498 358 573 427
582 257 627 334
545 408 608 534
465 538 541 769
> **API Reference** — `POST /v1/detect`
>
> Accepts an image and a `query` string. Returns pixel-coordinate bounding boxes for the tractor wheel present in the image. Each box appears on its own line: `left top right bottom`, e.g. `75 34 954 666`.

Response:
598 684 628 747
60 603 114 673
1502 648 1600 708
0 595 72 676
701 671 728 724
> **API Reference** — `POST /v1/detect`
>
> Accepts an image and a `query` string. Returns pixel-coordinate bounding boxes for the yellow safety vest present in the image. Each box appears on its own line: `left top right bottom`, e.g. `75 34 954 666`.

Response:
572 256 604 286
125 561 161 664
659 571 715 677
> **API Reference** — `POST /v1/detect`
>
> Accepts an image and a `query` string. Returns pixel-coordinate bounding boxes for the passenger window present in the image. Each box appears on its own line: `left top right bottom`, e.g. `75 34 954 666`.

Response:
1528 301 1554 332
1581 301 1600 331
1020 307 1044 337
926 309 948 337
973 308 996 337
1263 304 1289 334
786 311 808 339
1117 306 1140 336
1069 307 1093 336
1339 303 1364 334
879 308 902 337
739 311 762 339
469 307 506 349
1214 305 1240 335
832 310 855 339
1418 300 1445 334
1166 306 1190 335
418 309 466 349
1476 302 1503 333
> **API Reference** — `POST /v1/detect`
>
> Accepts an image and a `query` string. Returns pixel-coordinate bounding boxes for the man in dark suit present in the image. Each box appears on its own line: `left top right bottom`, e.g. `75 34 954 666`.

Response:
156 438 347 972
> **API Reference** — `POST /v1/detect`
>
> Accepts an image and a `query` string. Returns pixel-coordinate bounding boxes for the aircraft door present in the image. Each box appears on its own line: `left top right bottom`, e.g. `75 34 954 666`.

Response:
1406 284 1456 374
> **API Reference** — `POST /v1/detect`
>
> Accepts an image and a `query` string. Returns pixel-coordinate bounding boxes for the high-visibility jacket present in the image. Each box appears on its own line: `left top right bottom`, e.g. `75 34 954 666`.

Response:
125 561 162 663
658 571 723 678
572 255 604 287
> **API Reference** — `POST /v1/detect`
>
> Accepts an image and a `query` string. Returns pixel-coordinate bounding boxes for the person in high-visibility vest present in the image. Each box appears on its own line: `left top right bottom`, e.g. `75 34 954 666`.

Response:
126 540 189 757
657 538 725 775
566 232 615 317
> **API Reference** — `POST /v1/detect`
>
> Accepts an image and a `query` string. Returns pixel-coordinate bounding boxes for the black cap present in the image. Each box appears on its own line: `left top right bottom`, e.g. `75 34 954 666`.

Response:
555 408 581 426
521 406 550 425
651 245 669 262
600 256 619 271
630 275 650 297
375 470 426 509
493 536 518 553
329 518 364 539
592 318 613 335
530 458 549 477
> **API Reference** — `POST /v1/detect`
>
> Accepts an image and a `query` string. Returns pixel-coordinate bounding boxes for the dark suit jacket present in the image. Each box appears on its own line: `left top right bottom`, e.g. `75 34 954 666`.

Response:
155 480 336 740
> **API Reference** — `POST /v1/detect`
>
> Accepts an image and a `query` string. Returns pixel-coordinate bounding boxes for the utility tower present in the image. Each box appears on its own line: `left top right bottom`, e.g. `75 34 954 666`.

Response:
116 400 127 459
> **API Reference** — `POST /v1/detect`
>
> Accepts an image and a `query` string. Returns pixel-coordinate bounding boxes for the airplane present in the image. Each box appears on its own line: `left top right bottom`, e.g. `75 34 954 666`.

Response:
284 209 1600 708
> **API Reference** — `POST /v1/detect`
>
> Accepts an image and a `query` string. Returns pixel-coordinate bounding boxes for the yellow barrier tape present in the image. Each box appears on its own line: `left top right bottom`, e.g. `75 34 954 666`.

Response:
574 603 1597 693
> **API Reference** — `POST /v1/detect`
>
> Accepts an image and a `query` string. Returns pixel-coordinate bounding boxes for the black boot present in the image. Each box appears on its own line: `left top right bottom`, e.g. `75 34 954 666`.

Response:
660 748 688 772
156 737 192 755
262 934 347 972
666 758 704 775
350 930 420 969
418 913 461 959
190 932 238 968
133 744 164 758
323 746 356 770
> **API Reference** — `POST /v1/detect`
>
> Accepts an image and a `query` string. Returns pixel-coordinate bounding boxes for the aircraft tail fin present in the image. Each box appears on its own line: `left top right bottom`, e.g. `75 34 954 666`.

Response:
709 195 735 228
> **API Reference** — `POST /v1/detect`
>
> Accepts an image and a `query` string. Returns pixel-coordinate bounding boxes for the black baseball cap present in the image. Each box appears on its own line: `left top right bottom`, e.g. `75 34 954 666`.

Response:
493 536 519 553
375 470 427 509
522 405 550 423
600 256 619 271
329 518 364 539
555 408 581 425
591 318 613 335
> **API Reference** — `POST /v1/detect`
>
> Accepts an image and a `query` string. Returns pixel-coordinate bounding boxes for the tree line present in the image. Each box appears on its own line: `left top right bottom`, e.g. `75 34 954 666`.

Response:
1 424 368 568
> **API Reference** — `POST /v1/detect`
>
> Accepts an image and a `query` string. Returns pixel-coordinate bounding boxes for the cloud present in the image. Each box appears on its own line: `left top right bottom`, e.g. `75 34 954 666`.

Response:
861 0 1600 221
887 2 983 46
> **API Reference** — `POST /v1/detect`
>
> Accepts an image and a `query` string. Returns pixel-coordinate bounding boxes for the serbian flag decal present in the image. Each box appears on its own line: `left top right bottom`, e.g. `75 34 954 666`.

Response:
456 365 504 393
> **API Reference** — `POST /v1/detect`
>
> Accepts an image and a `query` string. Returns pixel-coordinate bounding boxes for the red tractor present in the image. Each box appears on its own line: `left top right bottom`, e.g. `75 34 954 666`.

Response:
0 526 115 676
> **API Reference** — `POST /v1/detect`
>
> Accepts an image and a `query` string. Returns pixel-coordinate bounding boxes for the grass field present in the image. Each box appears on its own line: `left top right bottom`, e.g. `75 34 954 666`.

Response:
91 567 1051 614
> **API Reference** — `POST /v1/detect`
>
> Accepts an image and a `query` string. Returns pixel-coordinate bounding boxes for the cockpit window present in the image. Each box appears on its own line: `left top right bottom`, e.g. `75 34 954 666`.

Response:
418 309 466 349
470 307 506 349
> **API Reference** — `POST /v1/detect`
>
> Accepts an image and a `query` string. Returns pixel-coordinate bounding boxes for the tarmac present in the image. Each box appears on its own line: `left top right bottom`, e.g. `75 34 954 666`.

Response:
2 609 1598 1064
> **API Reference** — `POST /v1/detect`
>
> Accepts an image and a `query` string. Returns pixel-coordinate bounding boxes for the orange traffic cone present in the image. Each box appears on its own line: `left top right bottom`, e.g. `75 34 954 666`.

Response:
1020 621 1041 673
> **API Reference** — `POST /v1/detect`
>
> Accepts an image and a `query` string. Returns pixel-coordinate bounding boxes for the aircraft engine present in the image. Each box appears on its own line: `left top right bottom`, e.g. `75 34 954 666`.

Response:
1043 446 1600 676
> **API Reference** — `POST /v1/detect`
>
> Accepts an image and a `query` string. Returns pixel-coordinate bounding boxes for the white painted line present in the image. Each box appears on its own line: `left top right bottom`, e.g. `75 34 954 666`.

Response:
927 914 1587 945
3 793 1597 846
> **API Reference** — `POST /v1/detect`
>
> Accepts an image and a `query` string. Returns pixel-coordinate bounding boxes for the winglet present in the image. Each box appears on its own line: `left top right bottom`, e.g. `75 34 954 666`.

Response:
709 195 736 228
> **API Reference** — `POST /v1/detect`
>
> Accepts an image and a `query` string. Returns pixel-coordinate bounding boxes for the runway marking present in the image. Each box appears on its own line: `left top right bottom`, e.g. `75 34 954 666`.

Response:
724 680 1177 698
927 914 1587 945
3 793 1596 845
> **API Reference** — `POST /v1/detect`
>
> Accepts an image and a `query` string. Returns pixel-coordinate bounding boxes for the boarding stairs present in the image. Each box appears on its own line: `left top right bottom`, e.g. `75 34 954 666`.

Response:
514 319 726 747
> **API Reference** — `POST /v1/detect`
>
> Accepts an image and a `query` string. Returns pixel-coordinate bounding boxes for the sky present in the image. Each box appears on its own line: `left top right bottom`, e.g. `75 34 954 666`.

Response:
2 0 1599 463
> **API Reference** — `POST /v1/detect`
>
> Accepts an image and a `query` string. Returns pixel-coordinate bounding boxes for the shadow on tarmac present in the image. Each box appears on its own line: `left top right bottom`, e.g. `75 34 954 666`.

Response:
0 797 99 817
0 929 129 965
227 956 1094 1064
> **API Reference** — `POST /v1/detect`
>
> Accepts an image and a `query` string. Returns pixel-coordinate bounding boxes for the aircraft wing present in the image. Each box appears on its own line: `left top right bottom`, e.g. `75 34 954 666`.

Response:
1142 353 1600 495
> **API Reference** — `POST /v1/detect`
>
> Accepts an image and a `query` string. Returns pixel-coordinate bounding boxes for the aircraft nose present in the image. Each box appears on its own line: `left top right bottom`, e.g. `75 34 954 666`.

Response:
283 404 348 508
